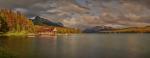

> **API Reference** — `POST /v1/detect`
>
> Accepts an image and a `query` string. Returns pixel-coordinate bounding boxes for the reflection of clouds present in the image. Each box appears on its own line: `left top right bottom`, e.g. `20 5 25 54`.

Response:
126 34 144 58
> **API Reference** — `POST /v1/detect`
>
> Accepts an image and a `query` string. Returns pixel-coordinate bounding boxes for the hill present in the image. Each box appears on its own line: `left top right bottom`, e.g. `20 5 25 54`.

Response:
83 26 150 33
0 9 80 35
112 26 150 33
83 26 114 33
35 25 80 34
0 9 34 34
32 16 63 27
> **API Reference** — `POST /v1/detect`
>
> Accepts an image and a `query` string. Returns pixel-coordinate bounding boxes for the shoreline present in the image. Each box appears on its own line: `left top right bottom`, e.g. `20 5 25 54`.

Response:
0 32 150 36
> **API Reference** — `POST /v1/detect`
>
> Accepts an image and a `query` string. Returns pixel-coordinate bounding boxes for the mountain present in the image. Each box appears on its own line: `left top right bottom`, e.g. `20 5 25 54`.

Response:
32 16 64 27
83 26 150 33
0 9 81 34
112 26 150 33
83 26 114 33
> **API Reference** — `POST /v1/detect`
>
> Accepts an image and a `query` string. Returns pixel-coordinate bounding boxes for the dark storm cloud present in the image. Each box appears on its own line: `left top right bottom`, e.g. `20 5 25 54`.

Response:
0 0 88 18
0 0 150 28
89 0 150 8
0 0 51 17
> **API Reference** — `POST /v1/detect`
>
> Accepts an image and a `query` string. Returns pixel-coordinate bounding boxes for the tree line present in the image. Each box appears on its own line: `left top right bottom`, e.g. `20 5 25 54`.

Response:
0 9 34 33
0 9 80 34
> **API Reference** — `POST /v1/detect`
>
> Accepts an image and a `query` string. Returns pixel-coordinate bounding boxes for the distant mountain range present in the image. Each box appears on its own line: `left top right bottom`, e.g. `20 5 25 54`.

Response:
83 26 150 33
112 26 150 33
31 16 64 27
29 16 150 33
83 26 114 33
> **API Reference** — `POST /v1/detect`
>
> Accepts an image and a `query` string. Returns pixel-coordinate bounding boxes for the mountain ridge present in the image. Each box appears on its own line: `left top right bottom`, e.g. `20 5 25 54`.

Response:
31 16 64 27
83 26 150 33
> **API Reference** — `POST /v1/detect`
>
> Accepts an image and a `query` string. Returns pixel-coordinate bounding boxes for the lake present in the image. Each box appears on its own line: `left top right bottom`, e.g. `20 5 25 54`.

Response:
0 33 150 58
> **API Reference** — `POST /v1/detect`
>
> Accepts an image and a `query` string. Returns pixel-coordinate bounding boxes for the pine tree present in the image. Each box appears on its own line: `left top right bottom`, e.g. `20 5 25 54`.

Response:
0 9 35 33
0 16 9 33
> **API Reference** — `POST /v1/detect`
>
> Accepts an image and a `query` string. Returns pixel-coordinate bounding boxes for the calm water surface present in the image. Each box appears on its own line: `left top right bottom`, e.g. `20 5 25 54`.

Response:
0 33 150 58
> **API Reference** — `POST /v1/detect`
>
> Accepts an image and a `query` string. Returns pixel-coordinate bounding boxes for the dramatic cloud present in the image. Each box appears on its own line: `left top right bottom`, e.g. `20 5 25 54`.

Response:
0 0 150 29
14 8 28 14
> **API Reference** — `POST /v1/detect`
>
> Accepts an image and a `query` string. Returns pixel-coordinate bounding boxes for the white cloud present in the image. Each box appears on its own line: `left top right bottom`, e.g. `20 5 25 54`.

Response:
14 8 28 14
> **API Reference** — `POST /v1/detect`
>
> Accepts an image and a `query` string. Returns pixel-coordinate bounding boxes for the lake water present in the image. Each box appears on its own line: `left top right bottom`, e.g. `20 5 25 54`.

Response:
0 33 150 58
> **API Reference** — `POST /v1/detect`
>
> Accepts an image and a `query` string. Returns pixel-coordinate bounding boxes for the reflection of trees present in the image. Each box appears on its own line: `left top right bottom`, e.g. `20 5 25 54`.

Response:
0 36 59 58
0 36 17 58
0 47 17 58
0 36 34 58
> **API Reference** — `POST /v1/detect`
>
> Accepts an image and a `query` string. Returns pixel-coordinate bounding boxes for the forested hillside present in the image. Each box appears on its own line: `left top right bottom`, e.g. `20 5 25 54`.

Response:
35 25 80 34
0 9 34 33
0 9 80 35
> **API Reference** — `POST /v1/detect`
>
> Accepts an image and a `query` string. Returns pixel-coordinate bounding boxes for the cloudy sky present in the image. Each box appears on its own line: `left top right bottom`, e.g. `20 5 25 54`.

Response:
0 0 150 29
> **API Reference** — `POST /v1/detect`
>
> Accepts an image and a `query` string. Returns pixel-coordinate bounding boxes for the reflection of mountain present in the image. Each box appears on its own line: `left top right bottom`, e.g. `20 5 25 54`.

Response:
32 16 64 27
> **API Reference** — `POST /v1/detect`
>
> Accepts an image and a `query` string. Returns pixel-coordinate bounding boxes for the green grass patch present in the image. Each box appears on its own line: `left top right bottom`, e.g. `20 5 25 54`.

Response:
3 31 29 36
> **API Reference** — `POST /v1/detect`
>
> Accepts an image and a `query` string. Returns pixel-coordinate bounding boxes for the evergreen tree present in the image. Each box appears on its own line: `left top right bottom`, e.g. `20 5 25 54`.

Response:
0 16 9 33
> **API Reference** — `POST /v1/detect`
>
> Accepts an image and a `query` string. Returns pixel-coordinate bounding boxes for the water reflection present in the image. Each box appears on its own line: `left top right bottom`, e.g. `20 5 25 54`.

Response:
0 33 150 58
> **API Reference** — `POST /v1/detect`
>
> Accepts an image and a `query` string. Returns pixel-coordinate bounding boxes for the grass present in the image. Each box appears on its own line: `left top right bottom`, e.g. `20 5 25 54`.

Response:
3 31 29 36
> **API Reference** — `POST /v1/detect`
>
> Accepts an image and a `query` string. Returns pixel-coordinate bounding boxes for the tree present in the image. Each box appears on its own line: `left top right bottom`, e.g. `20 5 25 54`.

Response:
0 9 35 33
0 16 9 33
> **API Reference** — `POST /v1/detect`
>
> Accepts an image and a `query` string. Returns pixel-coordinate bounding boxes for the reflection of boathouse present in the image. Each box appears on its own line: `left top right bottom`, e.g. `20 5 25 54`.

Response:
37 27 57 35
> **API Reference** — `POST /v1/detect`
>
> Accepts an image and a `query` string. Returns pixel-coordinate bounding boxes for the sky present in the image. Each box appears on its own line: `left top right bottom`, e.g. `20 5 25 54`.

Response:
0 0 150 29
